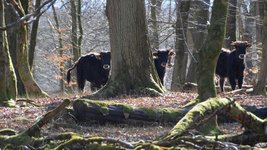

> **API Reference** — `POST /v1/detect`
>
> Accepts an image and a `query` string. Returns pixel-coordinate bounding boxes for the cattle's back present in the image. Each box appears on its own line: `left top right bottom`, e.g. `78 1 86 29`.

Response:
215 49 230 77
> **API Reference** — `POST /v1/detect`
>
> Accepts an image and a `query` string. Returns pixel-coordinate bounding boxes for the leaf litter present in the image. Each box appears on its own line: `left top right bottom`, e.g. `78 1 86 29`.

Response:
0 91 266 142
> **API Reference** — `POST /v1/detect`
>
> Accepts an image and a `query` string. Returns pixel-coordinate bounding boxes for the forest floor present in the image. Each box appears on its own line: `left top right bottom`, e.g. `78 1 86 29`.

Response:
0 90 267 142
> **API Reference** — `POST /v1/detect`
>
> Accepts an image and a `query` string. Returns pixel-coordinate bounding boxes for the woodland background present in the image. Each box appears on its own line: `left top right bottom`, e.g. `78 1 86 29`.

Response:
0 0 267 149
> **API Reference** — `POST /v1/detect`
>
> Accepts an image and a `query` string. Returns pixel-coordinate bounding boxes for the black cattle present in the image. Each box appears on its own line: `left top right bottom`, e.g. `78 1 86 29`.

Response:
67 50 175 92
66 52 111 91
215 41 251 92
153 49 176 84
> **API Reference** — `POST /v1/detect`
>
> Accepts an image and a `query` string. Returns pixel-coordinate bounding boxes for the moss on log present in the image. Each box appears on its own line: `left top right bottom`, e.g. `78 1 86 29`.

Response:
162 97 267 141
73 99 189 124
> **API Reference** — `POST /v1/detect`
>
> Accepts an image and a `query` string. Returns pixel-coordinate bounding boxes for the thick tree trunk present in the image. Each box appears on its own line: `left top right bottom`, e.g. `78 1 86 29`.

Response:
5 3 26 96
196 0 228 135
88 0 164 98
9 0 47 98
0 0 17 106
171 0 190 91
197 0 228 101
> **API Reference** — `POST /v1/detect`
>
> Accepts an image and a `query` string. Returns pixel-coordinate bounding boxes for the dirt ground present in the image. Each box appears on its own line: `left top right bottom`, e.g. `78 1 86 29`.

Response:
1 91 267 142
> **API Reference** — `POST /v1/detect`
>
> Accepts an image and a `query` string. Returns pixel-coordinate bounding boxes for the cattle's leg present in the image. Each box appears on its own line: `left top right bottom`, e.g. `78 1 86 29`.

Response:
238 76 244 89
77 75 85 92
219 77 225 92
90 83 100 92
229 77 236 90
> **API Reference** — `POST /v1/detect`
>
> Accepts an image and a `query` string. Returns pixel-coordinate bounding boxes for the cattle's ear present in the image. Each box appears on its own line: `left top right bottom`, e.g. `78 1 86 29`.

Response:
93 53 101 60
152 52 158 59
230 41 237 46
245 42 252 47
169 51 176 57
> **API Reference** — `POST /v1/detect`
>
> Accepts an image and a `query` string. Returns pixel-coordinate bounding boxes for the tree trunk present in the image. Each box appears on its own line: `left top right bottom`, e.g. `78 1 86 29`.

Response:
9 0 47 98
28 0 41 69
196 0 228 135
88 0 164 98
77 0 83 55
197 0 228 101
171 0 190 91
0 0 17 106
253 1 267 96
70 0 80 61
186 0 210 83
5 3 26 96
150 0 160 49
224 0 237 49
51 4 65 94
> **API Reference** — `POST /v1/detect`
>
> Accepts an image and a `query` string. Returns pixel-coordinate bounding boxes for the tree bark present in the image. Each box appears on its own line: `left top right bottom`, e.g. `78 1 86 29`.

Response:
70 0 80 61
252 1 267 96
0 0 17 106
197 0 228 101
224 0 237 49
5 2 26 96
28 0 41 69
87 0 165 98
196 0 228 135
171 0 190 91
186 0 210 83
51 4 65 93
9 0 47 98
150 0 160 49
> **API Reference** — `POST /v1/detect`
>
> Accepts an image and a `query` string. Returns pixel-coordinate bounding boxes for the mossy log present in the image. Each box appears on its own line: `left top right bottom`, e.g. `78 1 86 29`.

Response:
0 99 70 147
73 99 191 124
162 97 267 141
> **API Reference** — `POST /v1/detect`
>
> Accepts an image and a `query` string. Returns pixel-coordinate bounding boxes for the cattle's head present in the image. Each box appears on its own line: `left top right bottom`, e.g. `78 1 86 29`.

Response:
231 41 251 59
96 52 111 70
153 49 176 68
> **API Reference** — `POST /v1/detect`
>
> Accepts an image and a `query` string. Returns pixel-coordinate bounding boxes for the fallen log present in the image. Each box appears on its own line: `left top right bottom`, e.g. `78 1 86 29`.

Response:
73 99 191 124
161 97 267 144
73 99 267 125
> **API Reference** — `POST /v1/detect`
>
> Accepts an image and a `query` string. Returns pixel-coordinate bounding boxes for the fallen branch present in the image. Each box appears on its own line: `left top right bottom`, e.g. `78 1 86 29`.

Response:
0 99 70 147
160 97 267 145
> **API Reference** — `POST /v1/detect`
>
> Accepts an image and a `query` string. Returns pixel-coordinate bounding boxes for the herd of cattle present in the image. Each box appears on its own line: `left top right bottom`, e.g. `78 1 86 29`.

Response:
67 49 176 91
67 41 251 92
